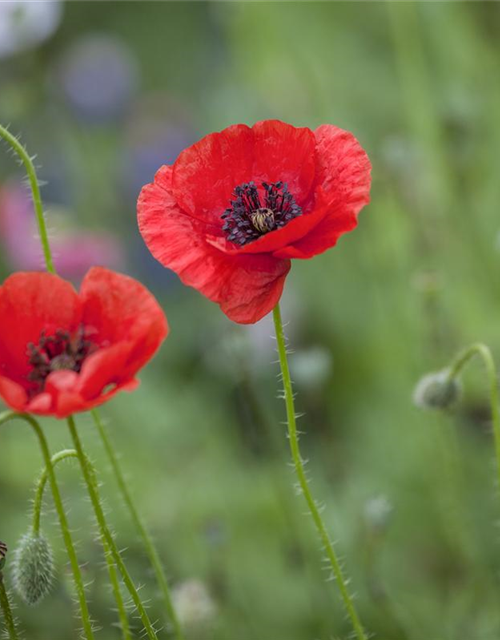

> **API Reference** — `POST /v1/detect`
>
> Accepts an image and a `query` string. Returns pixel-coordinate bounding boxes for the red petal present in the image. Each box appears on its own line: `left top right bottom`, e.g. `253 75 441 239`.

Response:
171 121 316 227
314 125 371 211
250 120 316 206
274 211 358 259
274 126 371 259
0 272 82 387
76 342 131 398
0 375 28 412
80 267 168 377
43 370 85 418
26 392 52 414
138 166 291 324
172 124 254 225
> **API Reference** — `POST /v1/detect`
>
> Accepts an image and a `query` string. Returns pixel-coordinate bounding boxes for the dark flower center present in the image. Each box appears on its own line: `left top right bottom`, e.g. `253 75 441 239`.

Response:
27 326 95 393
221 181 302 246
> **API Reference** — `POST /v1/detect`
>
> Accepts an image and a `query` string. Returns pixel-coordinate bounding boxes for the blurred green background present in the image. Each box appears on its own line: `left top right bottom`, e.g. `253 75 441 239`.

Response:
1 2 500 639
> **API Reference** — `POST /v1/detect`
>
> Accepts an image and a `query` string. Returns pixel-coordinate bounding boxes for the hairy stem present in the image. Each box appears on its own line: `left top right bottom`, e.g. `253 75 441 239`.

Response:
0 573 19 640
67 416 159 640
91 410 183 640
32 449 131 640
272 304 367 640
0 124 55 273
446 343 500 496
0 412 94 640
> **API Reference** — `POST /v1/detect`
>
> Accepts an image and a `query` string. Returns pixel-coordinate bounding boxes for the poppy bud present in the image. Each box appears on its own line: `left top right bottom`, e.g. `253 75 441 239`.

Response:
413 370 461 410
13 532 54 605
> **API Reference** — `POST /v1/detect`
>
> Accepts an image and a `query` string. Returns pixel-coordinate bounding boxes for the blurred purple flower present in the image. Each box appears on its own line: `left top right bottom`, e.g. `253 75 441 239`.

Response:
0 182 125 281
58 34 139 124
122 93 196 197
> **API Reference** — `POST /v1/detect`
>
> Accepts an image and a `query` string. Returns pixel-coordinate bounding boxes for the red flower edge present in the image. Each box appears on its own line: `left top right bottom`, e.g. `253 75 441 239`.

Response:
138 120 371 324
0 267 168 418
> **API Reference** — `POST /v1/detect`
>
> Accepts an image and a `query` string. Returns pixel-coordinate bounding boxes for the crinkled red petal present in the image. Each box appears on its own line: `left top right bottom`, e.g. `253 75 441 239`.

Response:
80 267 168 377
171 120 316 226
138 165 290 323
0 272 82 388
271 126 371 259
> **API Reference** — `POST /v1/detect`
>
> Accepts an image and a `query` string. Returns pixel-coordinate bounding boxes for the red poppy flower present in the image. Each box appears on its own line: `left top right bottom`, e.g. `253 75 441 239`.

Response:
138 119 371 324
0 267 168 418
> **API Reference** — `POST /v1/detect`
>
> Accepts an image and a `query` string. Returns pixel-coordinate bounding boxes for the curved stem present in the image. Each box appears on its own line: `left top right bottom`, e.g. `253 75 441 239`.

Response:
67 416 159 640
272 304 367 640
91 410 184 640
0 572 19 640
446 343 500 495
32 449 78 535
0 412 94 640
31 449 131 640
0 124 55 273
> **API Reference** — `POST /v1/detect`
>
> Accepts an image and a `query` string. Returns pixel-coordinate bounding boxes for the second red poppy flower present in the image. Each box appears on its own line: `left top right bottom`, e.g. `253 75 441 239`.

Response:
0 267 168 418
137 119 371 324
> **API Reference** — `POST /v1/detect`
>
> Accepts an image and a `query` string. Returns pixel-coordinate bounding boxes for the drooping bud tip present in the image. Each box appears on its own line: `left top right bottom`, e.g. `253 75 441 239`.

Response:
413 369 461 411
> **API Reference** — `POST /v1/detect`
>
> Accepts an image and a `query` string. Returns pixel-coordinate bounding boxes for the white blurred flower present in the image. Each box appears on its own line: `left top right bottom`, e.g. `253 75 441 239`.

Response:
173 579 216 631
0 1 63 58
290 346 333 391
363 494 393 533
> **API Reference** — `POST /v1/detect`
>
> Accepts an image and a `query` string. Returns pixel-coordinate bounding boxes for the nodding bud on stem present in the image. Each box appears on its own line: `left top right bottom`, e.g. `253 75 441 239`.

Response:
413 370 462 411
13 533 54 605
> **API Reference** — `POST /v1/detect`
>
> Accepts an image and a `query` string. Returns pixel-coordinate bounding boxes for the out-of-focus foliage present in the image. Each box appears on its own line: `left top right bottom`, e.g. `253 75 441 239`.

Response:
1 2 500 639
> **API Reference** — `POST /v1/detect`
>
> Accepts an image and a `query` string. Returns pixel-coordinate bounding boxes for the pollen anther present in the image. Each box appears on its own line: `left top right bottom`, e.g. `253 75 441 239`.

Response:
222 181 302 246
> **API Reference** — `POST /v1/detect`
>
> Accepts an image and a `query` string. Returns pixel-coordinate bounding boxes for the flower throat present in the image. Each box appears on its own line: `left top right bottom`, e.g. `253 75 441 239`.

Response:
27 327 95 393
222 181 302 246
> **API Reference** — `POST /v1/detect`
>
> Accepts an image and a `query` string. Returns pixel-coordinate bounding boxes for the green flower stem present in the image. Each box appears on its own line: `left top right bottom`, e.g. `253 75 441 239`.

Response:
0 120 178 639
0 124 55 274
272 304 367 640
0 572 19 640
0 412 94 640
446 343 500 494
32 450 77 535
67 415 159 640
32 449 131 640
91 410 184 640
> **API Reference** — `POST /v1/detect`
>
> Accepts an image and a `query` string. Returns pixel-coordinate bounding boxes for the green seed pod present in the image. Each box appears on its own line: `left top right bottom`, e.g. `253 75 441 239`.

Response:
13 532 54 605
413 370 462 411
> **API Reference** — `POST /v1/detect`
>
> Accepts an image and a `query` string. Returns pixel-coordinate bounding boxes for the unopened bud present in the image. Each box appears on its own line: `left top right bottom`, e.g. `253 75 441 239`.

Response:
13 532 54 605
413 370 461 410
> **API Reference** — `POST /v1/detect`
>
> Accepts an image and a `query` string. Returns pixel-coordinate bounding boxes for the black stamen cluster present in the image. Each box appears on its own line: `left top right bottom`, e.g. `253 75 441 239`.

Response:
27 326 95 393
222 181 303 246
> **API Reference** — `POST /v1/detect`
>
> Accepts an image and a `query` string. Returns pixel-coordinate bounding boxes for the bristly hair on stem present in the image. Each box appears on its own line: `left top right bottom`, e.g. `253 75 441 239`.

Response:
272 303 368 640
0 552 22 640
0 124 55 274
29 449 131 639
0 412 94 640
90 409 185 640
0 121 183 640
66 415 160 640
